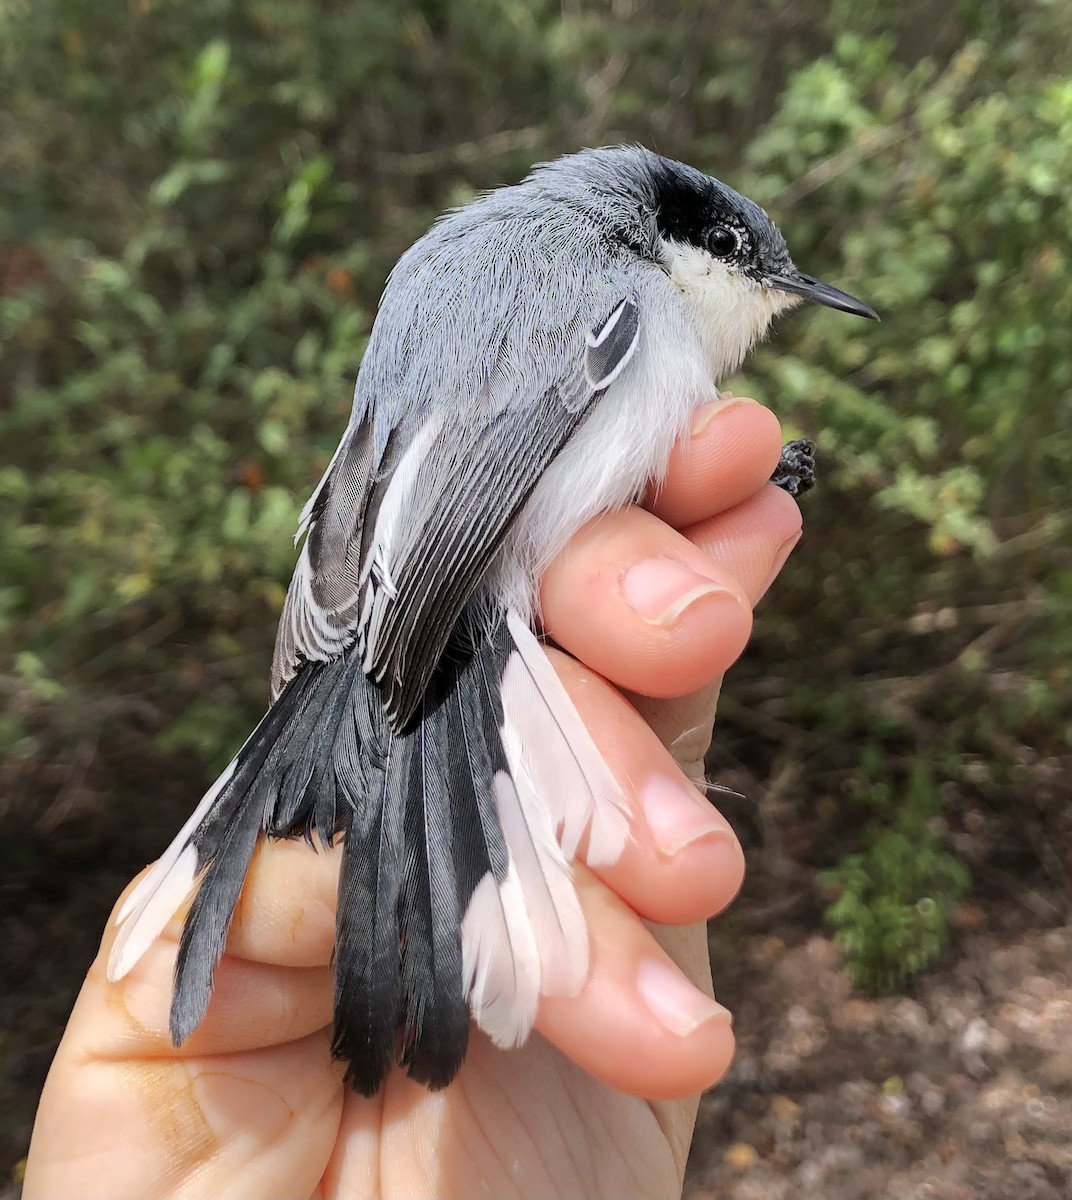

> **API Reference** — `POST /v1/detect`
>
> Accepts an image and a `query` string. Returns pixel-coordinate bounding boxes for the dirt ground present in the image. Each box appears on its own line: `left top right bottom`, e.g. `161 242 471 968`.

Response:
685 905 1072 1198
2 773 1069 1199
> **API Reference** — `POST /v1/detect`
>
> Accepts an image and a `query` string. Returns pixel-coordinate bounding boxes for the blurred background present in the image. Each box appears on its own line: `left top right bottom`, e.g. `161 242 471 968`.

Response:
1 0 1070 1195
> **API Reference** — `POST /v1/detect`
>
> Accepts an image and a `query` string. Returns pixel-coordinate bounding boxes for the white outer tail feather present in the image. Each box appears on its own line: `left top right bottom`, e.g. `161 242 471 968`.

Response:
459 792 542 1048
494 753 586 996
106 609 631 1060
107 755 239 982
463 612 630 1047
503 611 629 865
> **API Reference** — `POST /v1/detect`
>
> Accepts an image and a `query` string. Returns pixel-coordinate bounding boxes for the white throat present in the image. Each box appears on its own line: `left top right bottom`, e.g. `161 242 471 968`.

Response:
664 239 800 380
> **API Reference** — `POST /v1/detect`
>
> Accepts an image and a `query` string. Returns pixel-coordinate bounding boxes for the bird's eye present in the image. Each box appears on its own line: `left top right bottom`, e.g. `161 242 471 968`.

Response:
708 227 740 258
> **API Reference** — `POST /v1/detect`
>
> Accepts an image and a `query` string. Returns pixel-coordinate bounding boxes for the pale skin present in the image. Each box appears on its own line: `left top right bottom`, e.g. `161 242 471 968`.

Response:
25 394 802 1199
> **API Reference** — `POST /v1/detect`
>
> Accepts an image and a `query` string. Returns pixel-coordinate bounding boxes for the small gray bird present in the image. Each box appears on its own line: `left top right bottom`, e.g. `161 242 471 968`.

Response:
108 146 877 1094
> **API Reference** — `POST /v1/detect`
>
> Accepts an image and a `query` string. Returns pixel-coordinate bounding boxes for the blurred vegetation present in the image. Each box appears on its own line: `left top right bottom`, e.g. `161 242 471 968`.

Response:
1 0 1070 1000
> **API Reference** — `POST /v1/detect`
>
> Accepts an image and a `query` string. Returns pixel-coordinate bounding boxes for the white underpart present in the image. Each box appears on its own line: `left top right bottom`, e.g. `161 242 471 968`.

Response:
107 754 240 981
665 240 798 379
496 239 795 619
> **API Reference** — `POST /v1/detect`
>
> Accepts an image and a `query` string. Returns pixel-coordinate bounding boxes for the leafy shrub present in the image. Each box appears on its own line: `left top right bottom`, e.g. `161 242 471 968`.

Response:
821 759 970 989
728 27 1072 983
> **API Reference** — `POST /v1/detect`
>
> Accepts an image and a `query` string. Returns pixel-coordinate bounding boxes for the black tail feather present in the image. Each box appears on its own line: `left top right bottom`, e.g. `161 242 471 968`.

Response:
397 711 467 1087
170 777 266 1044
170 661 334 1043
269 653 356 844
452 646 512 891
332 734 406 1095
168 612 530 1094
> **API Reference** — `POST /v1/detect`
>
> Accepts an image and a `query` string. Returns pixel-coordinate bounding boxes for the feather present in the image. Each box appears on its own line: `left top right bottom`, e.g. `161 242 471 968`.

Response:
169 659 349 1041
107 661 333 986
449 626 547 1048
109 758 235 980
452 609 629 1047
360 411 445 599
478 648 587 1000
490 763 587 1003
272 419 375 698
459 851 541 1048
356 292 642 734
169 776 266 1043
362 394 590 732
332 729 406 1096
585 296 640 391
503 611 629 867
397 713 467 1087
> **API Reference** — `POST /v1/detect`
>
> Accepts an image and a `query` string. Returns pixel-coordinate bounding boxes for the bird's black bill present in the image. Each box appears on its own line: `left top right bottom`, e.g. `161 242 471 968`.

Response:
768 272 879 321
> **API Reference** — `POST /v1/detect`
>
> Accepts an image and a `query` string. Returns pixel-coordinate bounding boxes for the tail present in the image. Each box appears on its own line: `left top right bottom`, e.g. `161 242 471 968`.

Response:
107 609 628 1094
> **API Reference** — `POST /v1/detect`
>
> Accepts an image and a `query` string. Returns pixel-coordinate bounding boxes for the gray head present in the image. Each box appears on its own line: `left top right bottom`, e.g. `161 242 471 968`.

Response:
526 146 878 323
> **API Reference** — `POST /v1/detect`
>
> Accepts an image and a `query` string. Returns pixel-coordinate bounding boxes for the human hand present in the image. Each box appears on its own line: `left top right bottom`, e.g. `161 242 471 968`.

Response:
25 394 802 1199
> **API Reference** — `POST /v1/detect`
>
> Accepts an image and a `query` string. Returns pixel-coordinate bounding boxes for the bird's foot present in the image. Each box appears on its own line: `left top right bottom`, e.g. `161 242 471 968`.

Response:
770 438 816 498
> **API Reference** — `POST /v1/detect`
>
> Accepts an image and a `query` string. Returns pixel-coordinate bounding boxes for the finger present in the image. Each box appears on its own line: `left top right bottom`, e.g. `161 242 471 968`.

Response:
88 930 334 1057
26 1021 343 1200
684 481 803 606
537 868 733 1100
93 859 337 1058
627 484 803 758
541 506 754 698
549 647 743 926
646 395 785 529
228 837 341 967
103 838 342 977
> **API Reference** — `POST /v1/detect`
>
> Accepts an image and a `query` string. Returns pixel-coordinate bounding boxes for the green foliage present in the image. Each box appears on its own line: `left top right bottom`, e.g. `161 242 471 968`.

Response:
822 760 970 990
721 15 1072 980
1 0 1069 990
740 33 1072 561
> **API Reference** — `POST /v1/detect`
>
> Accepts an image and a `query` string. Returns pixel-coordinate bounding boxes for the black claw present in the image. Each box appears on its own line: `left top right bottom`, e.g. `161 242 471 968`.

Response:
770 438 816 498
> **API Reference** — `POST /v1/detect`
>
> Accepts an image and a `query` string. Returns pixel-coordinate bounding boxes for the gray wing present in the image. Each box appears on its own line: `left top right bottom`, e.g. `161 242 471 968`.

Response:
271 292 640 731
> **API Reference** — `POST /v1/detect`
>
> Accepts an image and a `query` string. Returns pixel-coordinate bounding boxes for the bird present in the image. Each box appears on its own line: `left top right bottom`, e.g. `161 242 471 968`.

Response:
107 145 878 1096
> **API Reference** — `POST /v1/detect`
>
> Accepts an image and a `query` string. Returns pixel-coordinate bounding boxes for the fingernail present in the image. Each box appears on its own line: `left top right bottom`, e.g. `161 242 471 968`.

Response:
622 559 738 626
637 959 733 1037
642 774 735 857
690 394 754 438
757 531 803 602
